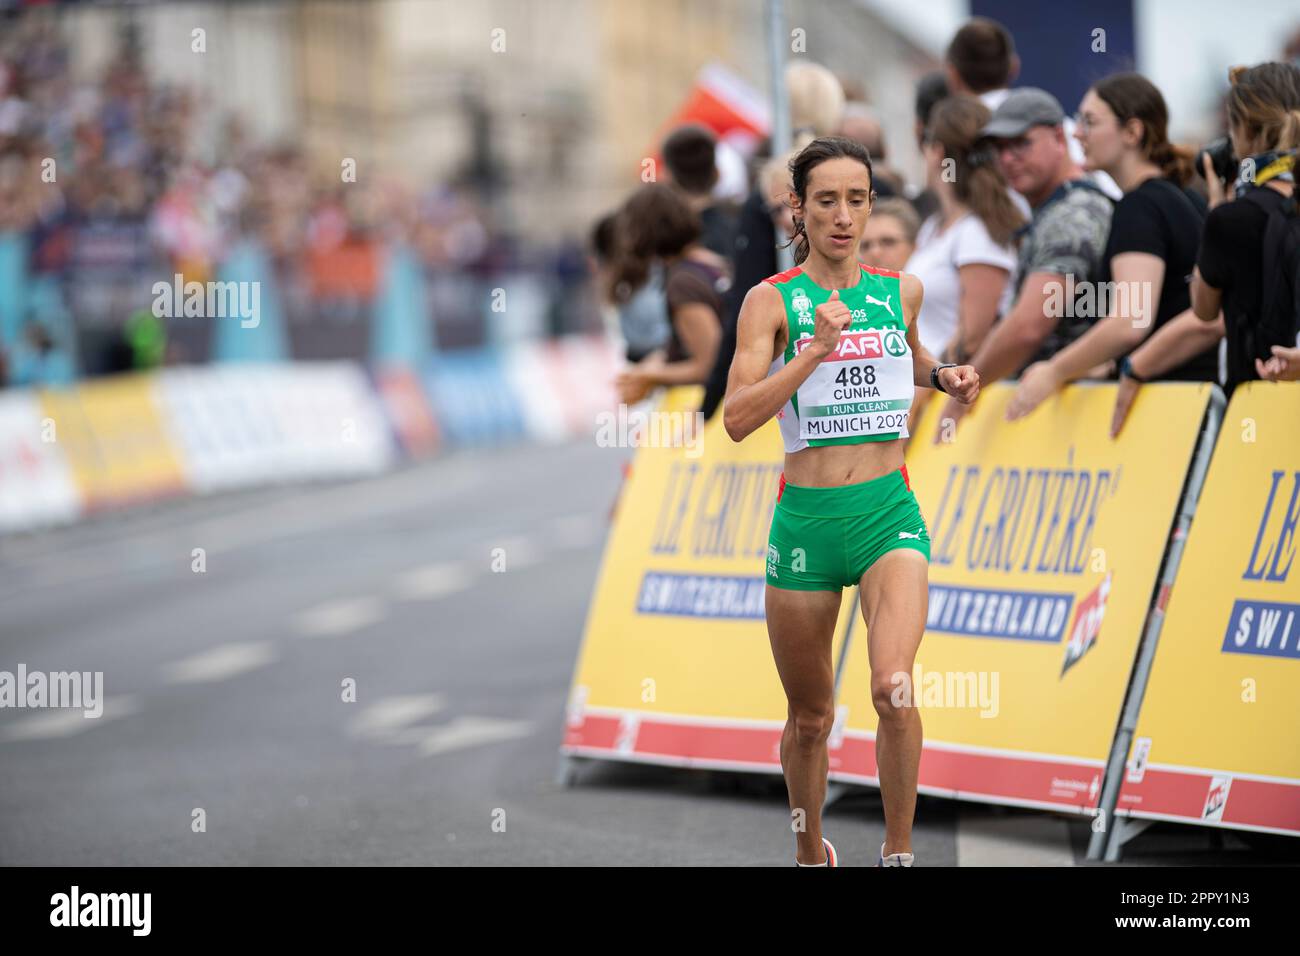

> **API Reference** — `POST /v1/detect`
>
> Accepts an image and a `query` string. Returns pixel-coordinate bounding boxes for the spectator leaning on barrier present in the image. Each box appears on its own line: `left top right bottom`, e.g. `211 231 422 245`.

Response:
590 210 671 363
858 196 919 273
699 61 847 421
1190 62 1300 392
907 95 1021 437
907 96 1021 365
611 183 727 405
935 88 1114 436
1006 73 1220 426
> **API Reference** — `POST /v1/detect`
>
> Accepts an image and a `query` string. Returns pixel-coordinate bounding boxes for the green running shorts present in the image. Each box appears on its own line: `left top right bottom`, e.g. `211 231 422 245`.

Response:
766 465 930 591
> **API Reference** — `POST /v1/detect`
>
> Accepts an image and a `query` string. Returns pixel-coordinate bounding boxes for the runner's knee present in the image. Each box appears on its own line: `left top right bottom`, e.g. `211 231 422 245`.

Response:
789 705 834 747
871 668 914 723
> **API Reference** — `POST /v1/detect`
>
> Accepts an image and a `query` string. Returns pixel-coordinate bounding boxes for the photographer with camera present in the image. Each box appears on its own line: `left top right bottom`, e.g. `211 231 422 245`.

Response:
1190 62 1300 394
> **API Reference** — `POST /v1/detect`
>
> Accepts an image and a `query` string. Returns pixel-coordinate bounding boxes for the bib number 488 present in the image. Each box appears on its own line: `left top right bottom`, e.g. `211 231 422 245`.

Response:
833 365 876 387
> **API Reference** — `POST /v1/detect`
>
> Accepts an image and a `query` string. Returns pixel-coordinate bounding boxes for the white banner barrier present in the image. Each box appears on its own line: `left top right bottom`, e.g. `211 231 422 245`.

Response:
153 363 396 493
0 392 81 533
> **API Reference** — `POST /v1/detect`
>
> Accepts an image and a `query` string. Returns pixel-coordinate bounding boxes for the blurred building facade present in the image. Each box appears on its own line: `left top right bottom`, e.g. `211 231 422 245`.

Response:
52 0 931 243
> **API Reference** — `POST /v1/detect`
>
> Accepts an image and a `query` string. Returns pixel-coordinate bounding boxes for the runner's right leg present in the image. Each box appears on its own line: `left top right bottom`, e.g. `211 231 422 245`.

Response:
765 584 844 865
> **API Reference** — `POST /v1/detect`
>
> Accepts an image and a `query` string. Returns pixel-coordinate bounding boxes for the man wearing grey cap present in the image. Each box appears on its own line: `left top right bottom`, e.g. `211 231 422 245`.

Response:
934 87 1115 435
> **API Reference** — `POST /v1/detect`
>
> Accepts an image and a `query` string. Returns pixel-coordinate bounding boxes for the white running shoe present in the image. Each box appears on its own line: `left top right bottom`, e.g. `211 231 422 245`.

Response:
794 837 838 867
875 841 914 866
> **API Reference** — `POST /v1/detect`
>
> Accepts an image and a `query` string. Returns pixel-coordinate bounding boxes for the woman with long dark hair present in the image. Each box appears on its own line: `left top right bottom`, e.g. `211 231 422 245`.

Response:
609 183 728 404
724 137 979 866
904 94 1021 436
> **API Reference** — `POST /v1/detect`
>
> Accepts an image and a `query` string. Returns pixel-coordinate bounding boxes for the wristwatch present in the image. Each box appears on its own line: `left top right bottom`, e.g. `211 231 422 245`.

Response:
1118 355 1147 383
931 363 958 394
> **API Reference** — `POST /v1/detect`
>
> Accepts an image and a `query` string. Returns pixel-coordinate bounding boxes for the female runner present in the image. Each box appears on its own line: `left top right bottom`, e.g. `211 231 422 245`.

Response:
723 136 979 866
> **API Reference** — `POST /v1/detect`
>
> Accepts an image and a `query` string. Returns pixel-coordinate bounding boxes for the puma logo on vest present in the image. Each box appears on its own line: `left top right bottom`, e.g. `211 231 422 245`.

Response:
865 293 894 317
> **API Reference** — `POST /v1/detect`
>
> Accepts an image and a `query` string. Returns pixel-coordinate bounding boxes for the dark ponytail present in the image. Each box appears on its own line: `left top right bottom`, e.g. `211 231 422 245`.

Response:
926 95 1025 245
1149 140 1196 186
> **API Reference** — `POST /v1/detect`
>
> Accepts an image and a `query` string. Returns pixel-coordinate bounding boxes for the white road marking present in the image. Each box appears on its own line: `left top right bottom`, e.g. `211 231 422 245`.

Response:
417 716 534 756
393 562 473 601
293 597 385 638
160 642 278 685
4 456 485 594
955 804 1077 866
347 694 446 740
0 695 142 742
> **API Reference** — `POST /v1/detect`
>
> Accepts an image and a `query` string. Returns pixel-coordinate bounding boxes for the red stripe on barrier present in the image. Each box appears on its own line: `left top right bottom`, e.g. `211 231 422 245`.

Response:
562 713 781 768
914 746 1101 810
563 712 1106 811
1119 767 1300 834
636 720 780 765
563 713 622 750
833 735 1101 810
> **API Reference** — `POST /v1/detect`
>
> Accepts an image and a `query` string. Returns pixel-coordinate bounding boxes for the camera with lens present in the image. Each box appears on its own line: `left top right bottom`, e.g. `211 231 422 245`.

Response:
1196 137 1238 184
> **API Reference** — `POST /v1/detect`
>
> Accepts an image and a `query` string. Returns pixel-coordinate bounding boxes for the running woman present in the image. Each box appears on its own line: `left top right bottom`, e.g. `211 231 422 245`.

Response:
723 136 979 867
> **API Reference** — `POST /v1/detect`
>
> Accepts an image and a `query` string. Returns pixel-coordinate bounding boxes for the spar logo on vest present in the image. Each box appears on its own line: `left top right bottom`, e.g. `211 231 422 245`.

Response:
792 288 814 327
794 327 908 361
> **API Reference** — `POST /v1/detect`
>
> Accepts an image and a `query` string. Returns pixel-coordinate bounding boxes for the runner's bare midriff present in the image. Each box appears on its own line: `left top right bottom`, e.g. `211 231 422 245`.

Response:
782 440 904 487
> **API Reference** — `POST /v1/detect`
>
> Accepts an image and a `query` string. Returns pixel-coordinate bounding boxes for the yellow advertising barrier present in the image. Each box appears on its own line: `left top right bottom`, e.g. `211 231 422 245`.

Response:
1113 381 1300 841
562 386 858 771
38 374 187 511
828 382 1215 814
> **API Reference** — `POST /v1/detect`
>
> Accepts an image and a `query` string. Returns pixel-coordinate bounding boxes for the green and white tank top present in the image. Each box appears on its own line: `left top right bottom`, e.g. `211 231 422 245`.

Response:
763 263 913 452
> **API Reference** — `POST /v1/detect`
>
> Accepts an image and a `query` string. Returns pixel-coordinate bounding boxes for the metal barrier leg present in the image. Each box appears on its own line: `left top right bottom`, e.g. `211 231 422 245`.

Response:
554 754 583 788
1088 386 1226 862
1104 815 1156 862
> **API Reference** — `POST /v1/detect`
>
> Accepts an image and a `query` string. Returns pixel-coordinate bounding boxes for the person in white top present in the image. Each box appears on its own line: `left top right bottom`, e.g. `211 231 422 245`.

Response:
903 95 1023 434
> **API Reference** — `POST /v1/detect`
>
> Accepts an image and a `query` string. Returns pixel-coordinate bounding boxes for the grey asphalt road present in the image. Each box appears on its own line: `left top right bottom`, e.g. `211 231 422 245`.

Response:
0 438 1291 866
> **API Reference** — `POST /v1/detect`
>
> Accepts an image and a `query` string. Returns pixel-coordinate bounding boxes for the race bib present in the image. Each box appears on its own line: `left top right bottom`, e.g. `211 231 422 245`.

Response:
793 327 913 440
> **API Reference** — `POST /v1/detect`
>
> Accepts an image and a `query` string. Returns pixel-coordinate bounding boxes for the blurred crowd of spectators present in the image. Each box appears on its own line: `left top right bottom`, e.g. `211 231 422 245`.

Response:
596 16 1300 440
0 11 594 388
